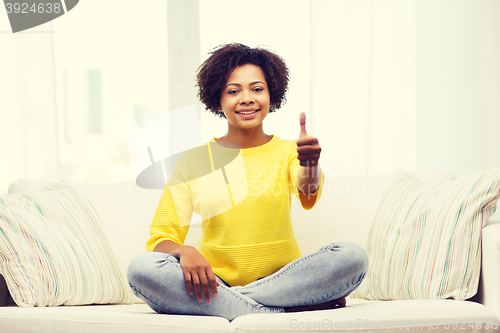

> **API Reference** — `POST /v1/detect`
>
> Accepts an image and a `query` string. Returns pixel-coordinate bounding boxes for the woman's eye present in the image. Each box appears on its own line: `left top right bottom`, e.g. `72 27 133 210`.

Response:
254 87 264 92
228 90 238 94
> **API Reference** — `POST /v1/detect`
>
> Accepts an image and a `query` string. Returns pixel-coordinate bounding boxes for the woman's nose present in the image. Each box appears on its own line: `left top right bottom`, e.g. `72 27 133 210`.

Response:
239 91 254 104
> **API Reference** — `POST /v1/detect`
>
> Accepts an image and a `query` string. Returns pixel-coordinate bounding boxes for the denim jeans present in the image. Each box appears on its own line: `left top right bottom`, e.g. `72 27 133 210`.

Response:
127 242 368 321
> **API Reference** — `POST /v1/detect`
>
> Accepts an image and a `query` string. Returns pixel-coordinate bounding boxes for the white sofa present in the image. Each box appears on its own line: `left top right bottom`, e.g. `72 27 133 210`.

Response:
1 171 499 333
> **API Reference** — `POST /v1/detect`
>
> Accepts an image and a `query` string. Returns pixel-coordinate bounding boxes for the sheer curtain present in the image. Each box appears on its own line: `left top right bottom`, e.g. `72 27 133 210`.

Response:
413 0 500 177
0 20 60 193
309 0 500 178
1 0 499 199
0 1 168 192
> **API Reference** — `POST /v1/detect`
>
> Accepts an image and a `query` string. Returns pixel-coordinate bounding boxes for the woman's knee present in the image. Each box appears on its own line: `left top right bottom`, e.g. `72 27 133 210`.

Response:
127 252 179 286
320 242 369 276
343 242 369 276
127 252 190 312
128 252 152 286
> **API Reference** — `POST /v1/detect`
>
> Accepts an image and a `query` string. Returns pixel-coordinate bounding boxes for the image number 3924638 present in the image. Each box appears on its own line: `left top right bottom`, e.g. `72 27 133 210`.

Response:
4 0 80 33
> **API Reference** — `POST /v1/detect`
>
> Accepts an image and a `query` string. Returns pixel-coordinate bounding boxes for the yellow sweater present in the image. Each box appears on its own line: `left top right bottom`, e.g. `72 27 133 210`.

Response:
147 135 324 286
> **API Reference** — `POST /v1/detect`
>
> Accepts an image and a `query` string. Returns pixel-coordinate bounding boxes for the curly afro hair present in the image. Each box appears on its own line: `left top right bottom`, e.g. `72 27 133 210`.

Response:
196 43 290 119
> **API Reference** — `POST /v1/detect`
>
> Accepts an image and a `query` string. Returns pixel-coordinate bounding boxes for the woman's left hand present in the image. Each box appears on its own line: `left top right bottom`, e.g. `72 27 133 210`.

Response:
296 112 321 167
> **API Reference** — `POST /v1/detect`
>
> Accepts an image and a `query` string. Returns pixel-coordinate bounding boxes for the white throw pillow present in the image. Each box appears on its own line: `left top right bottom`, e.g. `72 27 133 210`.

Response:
352 168 500 300
0 181 131 306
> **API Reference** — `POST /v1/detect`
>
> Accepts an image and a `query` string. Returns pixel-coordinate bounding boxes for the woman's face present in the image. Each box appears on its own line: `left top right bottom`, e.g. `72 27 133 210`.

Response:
219 64 270 131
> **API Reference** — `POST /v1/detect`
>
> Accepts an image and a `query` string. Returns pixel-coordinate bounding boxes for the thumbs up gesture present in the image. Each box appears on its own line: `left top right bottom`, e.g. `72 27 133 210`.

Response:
296 112 321 167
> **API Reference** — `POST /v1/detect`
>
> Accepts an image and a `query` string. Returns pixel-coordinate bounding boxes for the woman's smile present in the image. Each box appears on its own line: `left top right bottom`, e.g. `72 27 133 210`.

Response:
236 108 260 117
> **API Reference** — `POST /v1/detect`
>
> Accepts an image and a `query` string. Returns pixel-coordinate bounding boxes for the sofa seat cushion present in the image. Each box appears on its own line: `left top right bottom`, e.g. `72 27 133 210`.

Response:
231 299 498 332
0 304 229 333
0 300 497 333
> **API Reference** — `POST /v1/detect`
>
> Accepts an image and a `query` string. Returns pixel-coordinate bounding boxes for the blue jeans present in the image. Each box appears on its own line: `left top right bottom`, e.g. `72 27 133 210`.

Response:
127 242 368 321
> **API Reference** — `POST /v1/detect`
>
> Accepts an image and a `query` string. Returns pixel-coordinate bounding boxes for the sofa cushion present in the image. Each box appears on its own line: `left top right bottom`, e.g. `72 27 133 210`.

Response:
0 304 229 333
353 168 500 300
0 181 130 306
231 298 498 332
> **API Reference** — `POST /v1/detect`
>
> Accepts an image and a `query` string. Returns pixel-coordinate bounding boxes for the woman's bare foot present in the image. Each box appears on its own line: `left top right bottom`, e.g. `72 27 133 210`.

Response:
284 297 346 313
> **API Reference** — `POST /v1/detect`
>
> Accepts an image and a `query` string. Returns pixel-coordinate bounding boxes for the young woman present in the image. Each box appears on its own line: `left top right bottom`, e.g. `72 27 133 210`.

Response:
127 43 368 321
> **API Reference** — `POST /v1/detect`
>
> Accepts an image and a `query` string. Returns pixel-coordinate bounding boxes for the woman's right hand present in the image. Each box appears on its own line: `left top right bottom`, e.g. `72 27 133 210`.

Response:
177 245 219 304
154 240 219 304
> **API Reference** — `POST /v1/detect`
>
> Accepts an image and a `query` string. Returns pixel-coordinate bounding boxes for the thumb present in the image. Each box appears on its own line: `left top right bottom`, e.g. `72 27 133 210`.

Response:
299 112 307 138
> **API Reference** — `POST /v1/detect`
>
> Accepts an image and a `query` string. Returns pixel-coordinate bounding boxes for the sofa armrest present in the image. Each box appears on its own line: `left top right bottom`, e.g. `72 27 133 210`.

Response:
479 221 500 319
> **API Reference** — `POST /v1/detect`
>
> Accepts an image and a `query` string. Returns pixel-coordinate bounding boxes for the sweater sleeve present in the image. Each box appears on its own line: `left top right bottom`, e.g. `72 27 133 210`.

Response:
146 157 194 251
288 140 325 210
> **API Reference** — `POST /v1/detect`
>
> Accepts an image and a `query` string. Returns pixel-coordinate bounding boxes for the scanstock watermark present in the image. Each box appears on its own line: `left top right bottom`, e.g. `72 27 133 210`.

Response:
3 0 79 33
289 318 499 330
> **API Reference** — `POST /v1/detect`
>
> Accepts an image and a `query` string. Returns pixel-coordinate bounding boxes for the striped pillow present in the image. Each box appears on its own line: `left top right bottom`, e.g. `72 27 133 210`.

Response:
0 181 131 307
352 168 500 300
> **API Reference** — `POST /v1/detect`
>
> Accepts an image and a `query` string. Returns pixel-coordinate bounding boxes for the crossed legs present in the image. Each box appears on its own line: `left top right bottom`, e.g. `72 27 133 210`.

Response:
127 242 368 321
